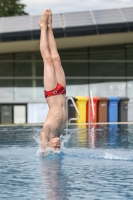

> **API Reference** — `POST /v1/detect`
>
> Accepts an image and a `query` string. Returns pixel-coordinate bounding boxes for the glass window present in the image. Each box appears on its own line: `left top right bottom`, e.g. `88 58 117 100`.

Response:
59 48 89 77
14 53 33 77
15 52 33 60
66 79 89 96
35 52 42 60
128 103 133 121
90 45 125 77
127 79 133 103
90 79 126 97
36 79 44 101
36 79 43 87
0 62 13 76
15 80 32 87
59 48 88 60
14 62 32 77
127 46 133 102
0 80 14 100
63 62 89 77
0 53 14 77
14 80 33 100
35 62 43 77
0 53 13 60
35 48 89 77
127 46 133 77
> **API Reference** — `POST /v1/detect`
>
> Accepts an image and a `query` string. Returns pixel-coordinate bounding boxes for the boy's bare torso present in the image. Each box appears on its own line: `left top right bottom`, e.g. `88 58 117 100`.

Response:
41 94 67 150
45 95 66 136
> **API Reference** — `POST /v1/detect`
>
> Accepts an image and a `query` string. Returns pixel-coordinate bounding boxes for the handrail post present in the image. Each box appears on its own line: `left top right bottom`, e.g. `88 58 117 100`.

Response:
89 90 95 129
66 97 80 125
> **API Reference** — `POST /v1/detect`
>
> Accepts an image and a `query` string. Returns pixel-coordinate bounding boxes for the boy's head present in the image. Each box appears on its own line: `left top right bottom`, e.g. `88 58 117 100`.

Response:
49 137 60 150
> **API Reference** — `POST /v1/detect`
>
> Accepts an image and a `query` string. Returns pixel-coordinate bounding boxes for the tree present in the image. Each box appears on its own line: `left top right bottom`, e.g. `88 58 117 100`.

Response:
0 0 28 17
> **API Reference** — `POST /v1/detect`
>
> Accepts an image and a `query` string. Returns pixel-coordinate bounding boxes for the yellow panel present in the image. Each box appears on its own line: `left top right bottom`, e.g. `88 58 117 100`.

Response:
75 96 88 123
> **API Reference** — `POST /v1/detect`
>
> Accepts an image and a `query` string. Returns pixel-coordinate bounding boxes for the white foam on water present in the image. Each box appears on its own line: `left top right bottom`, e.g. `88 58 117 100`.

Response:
62 146 133 161
103 150 133 161
36 146 60 157
104 153 123 160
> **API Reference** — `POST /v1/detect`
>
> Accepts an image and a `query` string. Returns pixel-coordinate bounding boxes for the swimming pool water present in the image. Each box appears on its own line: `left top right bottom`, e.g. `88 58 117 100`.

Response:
0 124 133 199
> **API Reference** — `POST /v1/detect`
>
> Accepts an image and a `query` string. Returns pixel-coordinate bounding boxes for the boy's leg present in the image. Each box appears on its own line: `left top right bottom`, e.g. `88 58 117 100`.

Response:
47 9 66 87
39 10 57 91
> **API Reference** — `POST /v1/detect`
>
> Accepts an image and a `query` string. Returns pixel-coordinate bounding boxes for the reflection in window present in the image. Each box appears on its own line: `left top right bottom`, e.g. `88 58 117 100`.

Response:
0 80 14 100
0 62 13 77
36 80 44 101
127 47 133 102
63 62 89 77
90 45 125 77
90 79 126 97
14 80 33 100
66 79 89 97
15 62 32 77
127 80 133 102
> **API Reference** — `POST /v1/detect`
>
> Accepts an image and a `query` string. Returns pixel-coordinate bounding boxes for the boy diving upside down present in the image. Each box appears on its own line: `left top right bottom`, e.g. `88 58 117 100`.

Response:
39 9 67 151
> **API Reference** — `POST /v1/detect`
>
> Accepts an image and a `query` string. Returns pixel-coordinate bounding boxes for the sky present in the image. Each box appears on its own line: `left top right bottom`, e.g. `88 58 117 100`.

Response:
22 0 133 15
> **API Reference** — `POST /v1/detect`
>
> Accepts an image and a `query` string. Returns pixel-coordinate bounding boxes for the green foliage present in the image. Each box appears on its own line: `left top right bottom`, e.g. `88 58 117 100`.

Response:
0 0 28 17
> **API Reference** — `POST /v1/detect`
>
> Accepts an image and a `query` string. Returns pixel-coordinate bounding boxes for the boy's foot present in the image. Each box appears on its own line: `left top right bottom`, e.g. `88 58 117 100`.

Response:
38 10 48 28
48 9 52 28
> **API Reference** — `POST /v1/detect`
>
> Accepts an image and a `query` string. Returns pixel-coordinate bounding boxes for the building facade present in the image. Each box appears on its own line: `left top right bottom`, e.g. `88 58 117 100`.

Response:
0 7 133 123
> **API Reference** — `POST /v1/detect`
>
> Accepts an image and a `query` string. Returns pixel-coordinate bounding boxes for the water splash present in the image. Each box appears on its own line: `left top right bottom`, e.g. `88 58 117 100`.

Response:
62 147 133 161
34 127 133 161
36 146 61 157
35 129 71 157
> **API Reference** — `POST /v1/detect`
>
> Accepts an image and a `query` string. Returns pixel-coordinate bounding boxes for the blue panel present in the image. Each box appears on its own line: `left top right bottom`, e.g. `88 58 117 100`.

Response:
108 97 120 122
108 97 120 101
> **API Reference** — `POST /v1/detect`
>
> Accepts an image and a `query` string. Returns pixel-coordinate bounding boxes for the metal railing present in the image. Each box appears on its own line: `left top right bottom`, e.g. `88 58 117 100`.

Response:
66 97 80 124
66 91 95 128
88 90 95 130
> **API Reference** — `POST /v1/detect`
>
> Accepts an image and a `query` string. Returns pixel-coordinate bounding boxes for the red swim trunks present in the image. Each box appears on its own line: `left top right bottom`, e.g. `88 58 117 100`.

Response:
44 83 66 98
